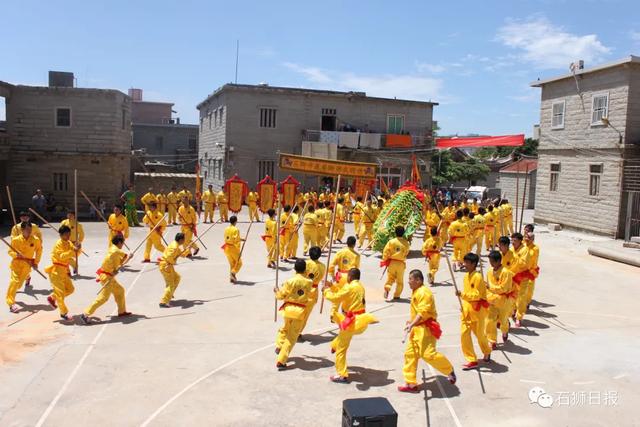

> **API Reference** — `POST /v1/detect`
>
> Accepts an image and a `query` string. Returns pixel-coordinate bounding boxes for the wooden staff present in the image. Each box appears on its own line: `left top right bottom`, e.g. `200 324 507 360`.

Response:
319 175 341 314
519 165 529 234
514 163 520 233
28 208 88 257
6 186 17 225
142 212 169 246
290 199 310 236
182 218 222 254
175 204 208 250
80 191 131 251
442 248 463 310
274 195 283 322
0 236 47 279
74 170 79 274
233 220 253 273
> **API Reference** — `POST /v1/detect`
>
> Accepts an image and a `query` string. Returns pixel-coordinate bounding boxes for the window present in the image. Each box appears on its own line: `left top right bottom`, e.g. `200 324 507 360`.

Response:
549 163 560 192
589 164 602 196
214 110 218 128
121 109 127 130
551 100 565 129
258 160 275 179
219 107 224 126
188 137 197 151
53 173 68 191
260 108 277 128
208 113 212 130
591 93 609 125
155 136 164 152
387 114 404 134
55 108 71 127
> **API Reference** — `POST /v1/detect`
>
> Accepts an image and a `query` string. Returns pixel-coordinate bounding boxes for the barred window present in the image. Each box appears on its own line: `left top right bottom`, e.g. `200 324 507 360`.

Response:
258 160 275 180
589 164 602 196
550 163 560 192
260 108 277 128
53 173 68 191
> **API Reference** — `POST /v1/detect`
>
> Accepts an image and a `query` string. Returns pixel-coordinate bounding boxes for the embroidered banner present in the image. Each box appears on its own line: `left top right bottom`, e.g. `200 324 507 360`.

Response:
257 175 276 213
224 175 249 213
279 175 299 208
278 153 377 179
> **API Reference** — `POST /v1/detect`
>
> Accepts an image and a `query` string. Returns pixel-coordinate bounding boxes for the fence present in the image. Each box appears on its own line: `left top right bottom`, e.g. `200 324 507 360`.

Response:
623 191 640 241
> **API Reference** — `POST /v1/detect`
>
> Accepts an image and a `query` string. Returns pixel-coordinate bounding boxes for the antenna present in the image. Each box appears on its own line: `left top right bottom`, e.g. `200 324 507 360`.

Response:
235 40 239 84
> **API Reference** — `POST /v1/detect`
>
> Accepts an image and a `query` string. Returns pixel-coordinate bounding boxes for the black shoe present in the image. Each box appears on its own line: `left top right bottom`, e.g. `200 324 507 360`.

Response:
60 313 71 321
448 371 457 384
297 335 306 343
80 313 91 325
159 303 170 308
330 375 349 384
276 362 287 371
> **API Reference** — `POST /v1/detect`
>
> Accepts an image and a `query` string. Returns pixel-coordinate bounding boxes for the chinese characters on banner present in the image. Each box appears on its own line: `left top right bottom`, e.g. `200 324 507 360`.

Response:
257 175 276 213
279 175 299 208
278 153 377 179
224 174 249 213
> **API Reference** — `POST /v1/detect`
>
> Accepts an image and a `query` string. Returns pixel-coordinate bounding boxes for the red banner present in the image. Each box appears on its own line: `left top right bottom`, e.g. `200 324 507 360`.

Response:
279 175 299 208
224 174 249 213
436 134 524 148
257 175 277 213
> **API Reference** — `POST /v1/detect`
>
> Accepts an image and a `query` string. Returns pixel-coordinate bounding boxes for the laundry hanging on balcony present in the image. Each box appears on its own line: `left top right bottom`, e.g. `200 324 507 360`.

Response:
338 132 359 148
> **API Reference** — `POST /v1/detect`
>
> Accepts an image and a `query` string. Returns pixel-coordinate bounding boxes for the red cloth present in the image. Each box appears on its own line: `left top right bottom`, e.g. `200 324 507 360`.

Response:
425 250 439 260
379 259 390 268
220 243 228 250
95 268 113 282
472 299 490 311
260 235 270 242
339 309 366 331
416 318 442 339
436 134 524 148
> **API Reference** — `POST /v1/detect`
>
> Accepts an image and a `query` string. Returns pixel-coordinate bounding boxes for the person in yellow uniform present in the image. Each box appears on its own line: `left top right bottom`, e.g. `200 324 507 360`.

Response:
222 215 244 283
301 205 318 255
300 246 325 334
217 189 229 222
398 269 456 392
523 226 540 311
167 186 179 225
60 210 84 275
279 205 293 261
484 250 514 347
503 200 514 235
328 236 360 322
512 232 536 326
424 205 440 233
178 199 199 257
202 184 217 223
159 232 188 307
497 236 525 327
262 208 277 268
352 196 364 234
357 199 375 249
140 187 157 213
6 222 42 313
456 253 492 370
322 268 378 383
246 189 260 222
333 197 346 243
421 227 442 285
177 185 193 203
439 202 454 244
484 205 498 250
471 199 479 214
107 205 129 248
381 226 410 301
286 205 300 259
274 259 313 370
45 225 80 320
142 202 167 263
13 212 43 288
315 202 328 248
80 235 132 324
156 188 167 214
448 210 469 270
473 208 486 255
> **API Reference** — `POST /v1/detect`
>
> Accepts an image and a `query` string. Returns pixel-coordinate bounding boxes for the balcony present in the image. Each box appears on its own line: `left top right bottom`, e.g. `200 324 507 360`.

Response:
301 129 433 150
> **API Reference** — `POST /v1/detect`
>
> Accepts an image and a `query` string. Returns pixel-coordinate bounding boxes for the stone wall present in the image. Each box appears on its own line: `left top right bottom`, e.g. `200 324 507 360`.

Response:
498 171 536 209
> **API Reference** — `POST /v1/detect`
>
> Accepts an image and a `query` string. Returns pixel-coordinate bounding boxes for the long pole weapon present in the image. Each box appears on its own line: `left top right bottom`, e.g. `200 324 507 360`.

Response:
28 208 89 257
319 175 341 314
80 191 131 251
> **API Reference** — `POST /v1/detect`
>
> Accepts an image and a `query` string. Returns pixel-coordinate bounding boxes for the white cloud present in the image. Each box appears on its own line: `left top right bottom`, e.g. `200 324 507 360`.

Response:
496 16 610 69
283 62 332 84
416 62 446 74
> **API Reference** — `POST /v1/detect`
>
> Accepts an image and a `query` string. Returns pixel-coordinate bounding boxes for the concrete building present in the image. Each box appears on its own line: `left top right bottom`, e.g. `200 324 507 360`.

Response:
0 72 131 217
197 84 436 190
130 89 198 175
498 157 538 209
531 56 640 238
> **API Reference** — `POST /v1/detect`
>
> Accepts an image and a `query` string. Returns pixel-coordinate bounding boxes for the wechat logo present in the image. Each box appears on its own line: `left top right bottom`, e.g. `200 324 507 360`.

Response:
529 387 553 408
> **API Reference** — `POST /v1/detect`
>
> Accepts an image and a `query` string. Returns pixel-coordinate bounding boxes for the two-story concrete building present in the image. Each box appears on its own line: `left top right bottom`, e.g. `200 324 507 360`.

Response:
197 84 436 190
531 56 640 238
0 71 131 215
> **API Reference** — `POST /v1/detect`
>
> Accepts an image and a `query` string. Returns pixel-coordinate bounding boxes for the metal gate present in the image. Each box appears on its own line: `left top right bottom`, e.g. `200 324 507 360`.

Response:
623 191 640 241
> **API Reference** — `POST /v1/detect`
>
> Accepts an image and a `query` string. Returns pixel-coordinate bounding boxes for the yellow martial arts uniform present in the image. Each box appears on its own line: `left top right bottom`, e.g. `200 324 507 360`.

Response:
275 273 313 364
159 241 186 304
460 270 492 362
333 203 346 242
223 224 242 275
167 191 179 223
286 212 299 259
217 191 229 222
471 201 479 214
279 212 293 260
439 207 454 243
358 205 375 248
328 246 360 321
142 210 167 261
315 207 328 247
6 234 42 307
523 240 540 309
178 204 199 252
140 192 157 212
503 203 514 235
11 223 43 240
352 201 363 233
382 237 410 298
302 211 318 253
247 191 259 222
402 285 453 385
45 238 77 316
484 210 498 250
485 265 513 344
472 213 485 255
178 189 193 203
515 243 536 321
263 216 277 265
449 219 469 263
60 219 84 244
301 258 325 331
422 235 442 283
85 245 128 316
156 192 167 214
202 189 217 222
425 210 440 231
324 279 377 378
107 213 129 247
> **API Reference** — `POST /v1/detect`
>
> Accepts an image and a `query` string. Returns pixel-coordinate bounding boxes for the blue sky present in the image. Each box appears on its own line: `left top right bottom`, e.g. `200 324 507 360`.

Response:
1 0 639 137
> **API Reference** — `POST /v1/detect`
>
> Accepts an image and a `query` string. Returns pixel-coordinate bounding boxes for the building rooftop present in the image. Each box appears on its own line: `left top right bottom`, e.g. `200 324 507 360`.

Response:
197 83 438 109
500 157 538 173
134 172 197 178
530 55 640 87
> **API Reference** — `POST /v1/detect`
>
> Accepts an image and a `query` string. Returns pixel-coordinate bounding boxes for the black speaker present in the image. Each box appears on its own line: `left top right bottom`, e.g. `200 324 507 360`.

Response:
342 397 398 427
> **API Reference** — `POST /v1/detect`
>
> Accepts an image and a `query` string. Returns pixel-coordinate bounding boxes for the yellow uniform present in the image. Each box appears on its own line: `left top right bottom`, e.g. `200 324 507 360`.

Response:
246 191 259 222
352 201 364 233
166 191 179 224
523 240 540 310
402 286 453 385
460 270 492 362
485 265 514 344
11 223 43 240
448 219 469 263
315 207 328 247
202 189 217 222
471 202 479 214
275 273 313 364
140 192 157 212
358 205 375 248
178 205 199 251
503 203 514 235
328 247 360 321
515 244 536 321
324 279 377 378
422 235 442 283
44 238 77 316
263 216 277 265
60 219 84 244
302 212 318 253
484 210 498 250
142 210 167 261
217 191 229 222
222 224 242 275
159 241 186 304
178 189 193 203
286 213 300 259
6 234 42 307
85 245 128 316
156 192 167 214
279 212 293 260
425 210 440 231
107 213 129 247
439 207 454 243
333 203 346 242
301 259 325 330
382 237 410 298
472 213 485 255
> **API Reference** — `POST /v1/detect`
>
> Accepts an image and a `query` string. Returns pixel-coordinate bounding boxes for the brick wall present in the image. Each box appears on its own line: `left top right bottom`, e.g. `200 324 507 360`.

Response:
498 171 536 209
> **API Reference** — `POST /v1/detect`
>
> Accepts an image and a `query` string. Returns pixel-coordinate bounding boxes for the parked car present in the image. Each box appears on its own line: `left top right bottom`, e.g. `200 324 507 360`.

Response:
465 186 489 203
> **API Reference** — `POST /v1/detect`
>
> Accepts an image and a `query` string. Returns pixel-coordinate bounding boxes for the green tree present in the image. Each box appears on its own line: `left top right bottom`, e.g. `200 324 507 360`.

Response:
475 138 538 159
431 151 490 186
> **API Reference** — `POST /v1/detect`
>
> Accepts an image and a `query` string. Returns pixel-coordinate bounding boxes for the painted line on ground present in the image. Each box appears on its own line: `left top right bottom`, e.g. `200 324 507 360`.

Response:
519 379 546 384
613 373 627 380
426 364 463 427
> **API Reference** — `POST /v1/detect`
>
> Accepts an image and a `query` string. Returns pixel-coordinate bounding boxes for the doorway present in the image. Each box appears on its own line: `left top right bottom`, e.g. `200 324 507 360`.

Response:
321 108 337 131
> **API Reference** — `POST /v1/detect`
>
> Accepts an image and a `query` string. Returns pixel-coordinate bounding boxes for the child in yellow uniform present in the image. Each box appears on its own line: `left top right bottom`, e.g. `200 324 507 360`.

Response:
6 222 42 313
166 186 179 224
177 186 193 203
302 205 318 255
398 269 456 392
13 212 43 288
421 227 442 285
357 200 375 249
328 236 360 322
202 184 217 223
512 232 535 325
286 206 300 259
246 190 260 222
274 259 313 370
382 226 410 301
352 197 364 234
107 205 129 248
45 225 80 320
159 233 187 307
60 210 84 274
485 250 514 347
473 208 486 255
523 226 540 311
300 246 325 333
484 205 498 250
279 205 293 261
456 253 492 370
156 189 167 214
448 210 469 270
140 187 157 212
217 190 229 222
222 216 244 283
315 202 328 247
142 202 167 262
178 199 199 257
262 209 277 268
323 268 378 383
80 235 132 323
333 198 346 243
503 200 514 235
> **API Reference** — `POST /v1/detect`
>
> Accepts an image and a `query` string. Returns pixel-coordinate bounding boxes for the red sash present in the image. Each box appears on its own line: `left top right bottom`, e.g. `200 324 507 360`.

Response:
450 236 464 244
425 250 439 260
339 309 366 331
95 268 113 282
415 318 443 339
334 269 350 282
472 299 490 311
513 271 535 285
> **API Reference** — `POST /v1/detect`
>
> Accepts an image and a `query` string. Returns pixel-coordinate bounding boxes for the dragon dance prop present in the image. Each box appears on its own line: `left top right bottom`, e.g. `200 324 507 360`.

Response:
372 182 424 252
